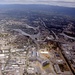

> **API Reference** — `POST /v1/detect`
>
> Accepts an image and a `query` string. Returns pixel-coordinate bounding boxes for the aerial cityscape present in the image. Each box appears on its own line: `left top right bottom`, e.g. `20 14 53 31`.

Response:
0 1 75 75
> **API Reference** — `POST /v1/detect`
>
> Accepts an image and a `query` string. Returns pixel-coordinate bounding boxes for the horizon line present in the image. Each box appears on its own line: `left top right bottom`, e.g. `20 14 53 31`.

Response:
0 3 75 8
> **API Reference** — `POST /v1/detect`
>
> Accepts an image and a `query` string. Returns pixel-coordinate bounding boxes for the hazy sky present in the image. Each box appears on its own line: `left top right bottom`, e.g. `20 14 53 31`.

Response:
0 0 75 7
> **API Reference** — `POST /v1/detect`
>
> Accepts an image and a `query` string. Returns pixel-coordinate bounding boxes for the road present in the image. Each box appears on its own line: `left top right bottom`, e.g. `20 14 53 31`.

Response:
13 29 40 50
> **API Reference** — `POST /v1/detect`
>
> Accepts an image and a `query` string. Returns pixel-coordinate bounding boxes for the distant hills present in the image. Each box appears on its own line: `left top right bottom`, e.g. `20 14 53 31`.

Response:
0 4 75 17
